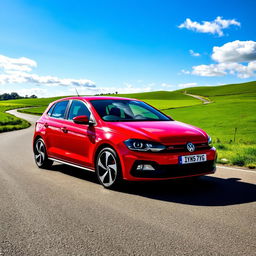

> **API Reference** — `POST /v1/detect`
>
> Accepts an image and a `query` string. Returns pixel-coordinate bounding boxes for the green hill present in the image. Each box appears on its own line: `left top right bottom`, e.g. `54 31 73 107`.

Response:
117 91 201 109
178 81 256 97
14 90 202 116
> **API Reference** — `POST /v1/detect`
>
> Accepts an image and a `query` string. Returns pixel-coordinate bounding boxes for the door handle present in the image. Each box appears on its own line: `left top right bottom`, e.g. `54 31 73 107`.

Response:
61 127 68 133
44 122 49 128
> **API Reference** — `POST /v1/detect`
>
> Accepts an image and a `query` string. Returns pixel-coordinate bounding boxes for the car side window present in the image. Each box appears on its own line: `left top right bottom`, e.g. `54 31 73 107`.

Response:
68 100 91 120
51 101 69 119
47 104 56 116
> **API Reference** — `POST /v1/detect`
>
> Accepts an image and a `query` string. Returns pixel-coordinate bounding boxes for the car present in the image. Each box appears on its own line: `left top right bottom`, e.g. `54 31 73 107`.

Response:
33 96 217 188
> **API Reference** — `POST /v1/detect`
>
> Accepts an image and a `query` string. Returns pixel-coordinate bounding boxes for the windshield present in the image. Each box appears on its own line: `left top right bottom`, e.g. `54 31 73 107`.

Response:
90 99 172 122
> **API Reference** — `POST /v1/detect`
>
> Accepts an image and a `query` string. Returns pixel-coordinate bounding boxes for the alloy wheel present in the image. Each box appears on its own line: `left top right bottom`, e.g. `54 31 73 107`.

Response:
34 138 53 169
35 139 46 166
97 150 118 187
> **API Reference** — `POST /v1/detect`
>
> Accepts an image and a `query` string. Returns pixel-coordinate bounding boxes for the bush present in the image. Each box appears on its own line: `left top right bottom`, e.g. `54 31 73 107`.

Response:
215 144 227 150
231 154 245 166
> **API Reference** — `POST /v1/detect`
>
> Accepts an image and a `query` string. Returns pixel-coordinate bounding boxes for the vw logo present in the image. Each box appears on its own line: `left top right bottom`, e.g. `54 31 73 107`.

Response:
186 142 195 152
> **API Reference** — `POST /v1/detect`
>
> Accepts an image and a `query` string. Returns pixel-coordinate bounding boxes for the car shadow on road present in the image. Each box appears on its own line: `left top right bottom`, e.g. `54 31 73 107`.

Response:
50 164 256 207
119 176 256 206
50 163 97 184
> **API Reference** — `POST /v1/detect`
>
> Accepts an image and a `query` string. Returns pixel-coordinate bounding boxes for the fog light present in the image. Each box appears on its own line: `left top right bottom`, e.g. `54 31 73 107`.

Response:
136 164 144 170
136 164 155 171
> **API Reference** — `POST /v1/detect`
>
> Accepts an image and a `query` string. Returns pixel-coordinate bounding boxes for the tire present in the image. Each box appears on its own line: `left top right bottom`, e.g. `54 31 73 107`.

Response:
34 138 53 169
96 147 122 189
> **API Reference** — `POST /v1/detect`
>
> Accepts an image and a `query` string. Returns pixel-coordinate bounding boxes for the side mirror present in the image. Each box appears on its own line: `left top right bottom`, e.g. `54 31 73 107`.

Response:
73 115 89 124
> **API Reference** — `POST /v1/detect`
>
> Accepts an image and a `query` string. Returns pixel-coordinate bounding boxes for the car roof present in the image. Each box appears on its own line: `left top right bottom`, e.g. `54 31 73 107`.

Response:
54 96 138 102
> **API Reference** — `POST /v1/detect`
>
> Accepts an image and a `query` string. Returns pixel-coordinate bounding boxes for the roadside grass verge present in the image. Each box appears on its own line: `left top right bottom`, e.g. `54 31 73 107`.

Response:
0 105 30 132
216 144 256 169
0 96 62 132
18 106 46 115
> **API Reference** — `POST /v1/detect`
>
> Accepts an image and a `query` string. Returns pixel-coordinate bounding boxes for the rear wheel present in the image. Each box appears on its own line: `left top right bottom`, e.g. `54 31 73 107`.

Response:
34 138 53 169
96 147 122 189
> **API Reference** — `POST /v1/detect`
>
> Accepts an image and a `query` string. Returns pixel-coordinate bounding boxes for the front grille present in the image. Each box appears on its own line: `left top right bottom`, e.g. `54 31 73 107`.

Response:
164 143 210 153
131 160 216 178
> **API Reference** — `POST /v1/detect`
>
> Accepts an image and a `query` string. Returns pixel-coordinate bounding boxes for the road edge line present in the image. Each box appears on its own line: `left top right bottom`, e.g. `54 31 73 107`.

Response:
217 165 256 173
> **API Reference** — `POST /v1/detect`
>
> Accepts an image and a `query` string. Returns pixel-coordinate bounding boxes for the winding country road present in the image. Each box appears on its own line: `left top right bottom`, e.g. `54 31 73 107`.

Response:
0 110 255 255
185 93 212 104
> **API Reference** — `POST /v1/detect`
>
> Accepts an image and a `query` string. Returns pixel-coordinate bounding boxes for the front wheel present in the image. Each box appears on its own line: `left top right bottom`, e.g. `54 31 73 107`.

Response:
34 138 53 169
96 147 122 189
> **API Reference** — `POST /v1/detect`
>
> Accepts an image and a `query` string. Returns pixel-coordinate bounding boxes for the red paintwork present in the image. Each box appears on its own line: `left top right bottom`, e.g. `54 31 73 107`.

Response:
33 96 217 181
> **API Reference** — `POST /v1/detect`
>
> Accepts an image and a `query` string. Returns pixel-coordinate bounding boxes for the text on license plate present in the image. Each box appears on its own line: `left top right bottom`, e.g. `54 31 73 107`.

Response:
179 154 207 164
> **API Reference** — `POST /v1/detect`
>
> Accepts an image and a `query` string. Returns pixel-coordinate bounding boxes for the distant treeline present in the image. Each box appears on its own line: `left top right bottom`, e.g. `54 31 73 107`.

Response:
0 92 37 100
95 92 118 96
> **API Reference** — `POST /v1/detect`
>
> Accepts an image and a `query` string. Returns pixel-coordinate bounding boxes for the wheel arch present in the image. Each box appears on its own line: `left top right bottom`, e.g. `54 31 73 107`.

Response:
94 143 116 164
33 135 43 152
93 142 124 176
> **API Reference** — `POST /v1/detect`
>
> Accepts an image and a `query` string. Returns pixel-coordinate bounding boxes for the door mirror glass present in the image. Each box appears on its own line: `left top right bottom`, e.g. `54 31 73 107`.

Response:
73 115 89 124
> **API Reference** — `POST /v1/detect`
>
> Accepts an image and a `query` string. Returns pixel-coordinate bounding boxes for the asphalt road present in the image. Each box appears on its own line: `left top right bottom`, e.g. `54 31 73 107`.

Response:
0 110 255 256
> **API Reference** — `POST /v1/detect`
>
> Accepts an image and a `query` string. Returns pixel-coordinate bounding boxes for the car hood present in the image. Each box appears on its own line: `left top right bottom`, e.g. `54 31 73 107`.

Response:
108 121 208 144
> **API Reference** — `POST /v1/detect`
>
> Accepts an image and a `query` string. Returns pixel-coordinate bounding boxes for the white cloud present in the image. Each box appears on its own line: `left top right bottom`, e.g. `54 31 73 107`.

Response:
0 54 96 88
0 55 37 72
191 64 226 77
178 16 240 36
189 50 200 57
212 40 256 63
178 82 198 88
185 40 256 79
191 61 256 78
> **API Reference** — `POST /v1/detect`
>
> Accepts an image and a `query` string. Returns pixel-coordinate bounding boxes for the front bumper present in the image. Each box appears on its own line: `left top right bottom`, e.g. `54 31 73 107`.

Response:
130 160 216 178
117 144 217 181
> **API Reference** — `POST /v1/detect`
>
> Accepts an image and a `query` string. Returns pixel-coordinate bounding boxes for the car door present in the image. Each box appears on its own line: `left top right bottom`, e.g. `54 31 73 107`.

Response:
44 100 70 159
61 99 96 168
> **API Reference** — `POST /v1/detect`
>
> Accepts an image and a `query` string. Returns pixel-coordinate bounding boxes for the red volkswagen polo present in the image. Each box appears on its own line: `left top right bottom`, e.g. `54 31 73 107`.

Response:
33 96 217 188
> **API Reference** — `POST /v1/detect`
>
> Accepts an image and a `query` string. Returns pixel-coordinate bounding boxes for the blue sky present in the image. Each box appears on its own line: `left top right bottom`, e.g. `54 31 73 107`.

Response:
0 0 255 97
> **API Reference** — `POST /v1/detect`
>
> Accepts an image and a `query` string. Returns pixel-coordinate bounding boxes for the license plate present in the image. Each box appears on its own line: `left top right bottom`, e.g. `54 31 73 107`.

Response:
179 154 207 164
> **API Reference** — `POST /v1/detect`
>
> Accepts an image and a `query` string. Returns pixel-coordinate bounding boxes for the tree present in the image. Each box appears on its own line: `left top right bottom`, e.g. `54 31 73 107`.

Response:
10 92 19 99
0 92 37 101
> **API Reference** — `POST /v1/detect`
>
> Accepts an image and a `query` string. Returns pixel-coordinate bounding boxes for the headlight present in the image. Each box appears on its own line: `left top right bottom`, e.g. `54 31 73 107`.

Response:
208 136 213 147
124 139 166 152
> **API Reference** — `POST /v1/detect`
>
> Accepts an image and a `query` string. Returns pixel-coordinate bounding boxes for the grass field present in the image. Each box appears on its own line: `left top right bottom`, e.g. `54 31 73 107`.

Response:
166 81 256 168
0 105 30 132
0 97 62 132
17 90 201 115
178 81 256 96
0 81 255 168
18 106 48 115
